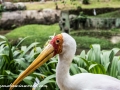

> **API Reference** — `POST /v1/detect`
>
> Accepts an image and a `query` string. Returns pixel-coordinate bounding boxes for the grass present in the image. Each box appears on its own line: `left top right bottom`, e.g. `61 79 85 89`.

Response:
71 30 113 38
25 1 78 10
94 10 120 18
24 0 120 10
74 36 113 49
5 24 120 49
5 24 60 47
25 1 57 10
82 0 120 8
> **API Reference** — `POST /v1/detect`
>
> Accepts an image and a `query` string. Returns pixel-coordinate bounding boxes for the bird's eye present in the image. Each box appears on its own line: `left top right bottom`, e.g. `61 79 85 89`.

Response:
56 39 60 44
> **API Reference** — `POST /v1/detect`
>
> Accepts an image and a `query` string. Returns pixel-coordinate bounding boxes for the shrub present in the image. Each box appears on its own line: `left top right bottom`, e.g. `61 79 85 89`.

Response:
0 35 43 90
0 4 4 12
72 44 120 79
0 35 120 90
82 0 90 4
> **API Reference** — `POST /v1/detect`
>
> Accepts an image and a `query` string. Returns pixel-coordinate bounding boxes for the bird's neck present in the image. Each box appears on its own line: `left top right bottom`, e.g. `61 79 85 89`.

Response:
56 56 71 77
56 54 73 89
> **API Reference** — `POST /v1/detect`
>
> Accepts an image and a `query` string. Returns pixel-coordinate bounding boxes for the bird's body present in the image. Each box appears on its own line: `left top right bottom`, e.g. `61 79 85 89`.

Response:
10 33 120 90
56 33 120 90
57 72 120 90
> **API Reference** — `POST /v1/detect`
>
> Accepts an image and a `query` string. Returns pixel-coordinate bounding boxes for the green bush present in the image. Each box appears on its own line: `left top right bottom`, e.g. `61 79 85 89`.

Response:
82 0 90 4
0 35 120 90
0 35 43 90
0 35 59 90
0 4 3 12
72 44 120 79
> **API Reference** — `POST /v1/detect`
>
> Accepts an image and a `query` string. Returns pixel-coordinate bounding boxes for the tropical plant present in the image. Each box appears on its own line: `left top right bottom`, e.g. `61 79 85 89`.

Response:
0 35 59 90
71 44 120 79
0 35 120 90
0 35 43 90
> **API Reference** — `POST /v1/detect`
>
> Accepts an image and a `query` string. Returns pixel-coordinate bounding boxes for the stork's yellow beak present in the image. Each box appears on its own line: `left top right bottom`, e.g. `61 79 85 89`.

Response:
9 44 54 90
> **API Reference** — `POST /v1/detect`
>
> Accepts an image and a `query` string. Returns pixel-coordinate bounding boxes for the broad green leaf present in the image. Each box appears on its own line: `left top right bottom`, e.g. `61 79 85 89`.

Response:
36 74 56 90
19 42 39 58
87 48 95 61
78 67 88 73
117 60 120 75
5 70 11 75
104 62 110 71
117 76 120 80
109 48 120 62
110 57 119 77
23 76 34 85
16 36 29 48
36 80 55 90
70 63 79 75
89 64 98 71
78 50 86 67
91 44 101 63
80 57 90 69
47 59 58 65
15 58 28 69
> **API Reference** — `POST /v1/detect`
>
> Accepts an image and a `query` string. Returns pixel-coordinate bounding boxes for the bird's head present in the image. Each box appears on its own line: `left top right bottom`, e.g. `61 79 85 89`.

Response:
9 33 76 90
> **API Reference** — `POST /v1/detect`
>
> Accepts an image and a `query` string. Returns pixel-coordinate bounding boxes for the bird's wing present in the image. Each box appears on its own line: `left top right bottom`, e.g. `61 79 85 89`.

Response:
70 73 120 90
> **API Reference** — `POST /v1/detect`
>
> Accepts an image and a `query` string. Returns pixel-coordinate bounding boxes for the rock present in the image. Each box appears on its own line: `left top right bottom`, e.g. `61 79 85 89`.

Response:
0 11 23 29
59 14 78 30
2 2 17 11
14 2 26 10
116 18 120 28
69 14 77 29
0 9 61 29
2 2 26 11
111 36 120 44
42 9 60 24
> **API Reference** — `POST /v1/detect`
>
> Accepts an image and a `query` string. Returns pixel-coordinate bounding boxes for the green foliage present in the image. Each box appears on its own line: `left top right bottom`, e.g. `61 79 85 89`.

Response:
72 44 120 79
0 35 59 90
0 4 4 14
77 12 87 23
61 0 66 6
0 35 43 90
82 0 90 4
0 35 120 90
0 4 2 12
13 0 19 2
0 12 1 19
0 36 120 90
95 10 120 18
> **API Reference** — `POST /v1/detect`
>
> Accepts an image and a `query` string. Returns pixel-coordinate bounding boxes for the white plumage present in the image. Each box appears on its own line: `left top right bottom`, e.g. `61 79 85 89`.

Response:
56 33 120 90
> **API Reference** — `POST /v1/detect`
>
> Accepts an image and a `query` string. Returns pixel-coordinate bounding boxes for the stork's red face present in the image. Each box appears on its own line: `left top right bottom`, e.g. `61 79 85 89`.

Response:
50 34 63 56
9 34 63 90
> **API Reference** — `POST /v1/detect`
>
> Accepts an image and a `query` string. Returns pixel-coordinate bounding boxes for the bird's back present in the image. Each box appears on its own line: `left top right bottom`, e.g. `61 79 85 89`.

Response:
70 73 120 90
